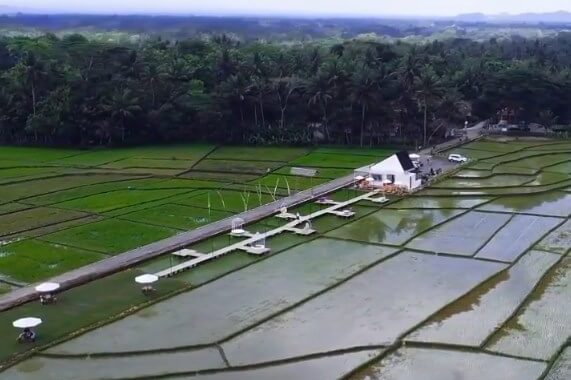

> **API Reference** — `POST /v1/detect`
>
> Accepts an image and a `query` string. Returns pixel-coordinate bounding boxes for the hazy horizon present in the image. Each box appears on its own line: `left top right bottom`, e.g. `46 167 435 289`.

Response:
1 0 571 17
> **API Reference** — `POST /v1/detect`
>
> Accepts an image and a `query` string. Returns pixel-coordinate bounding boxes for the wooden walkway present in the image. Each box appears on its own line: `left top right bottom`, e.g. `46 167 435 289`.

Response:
155 190 380 277
0 174 358 312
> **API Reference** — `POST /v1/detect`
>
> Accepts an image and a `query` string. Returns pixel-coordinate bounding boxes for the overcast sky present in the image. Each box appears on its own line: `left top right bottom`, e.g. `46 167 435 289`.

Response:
3 0 571 16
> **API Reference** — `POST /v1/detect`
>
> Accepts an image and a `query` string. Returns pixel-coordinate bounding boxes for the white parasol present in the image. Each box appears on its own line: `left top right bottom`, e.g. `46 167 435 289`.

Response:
382 179 393 185
35 282 60 293
135 274 159 285
365 176 375 183
13 317 42 329
355 175 365 181
409 153 421 160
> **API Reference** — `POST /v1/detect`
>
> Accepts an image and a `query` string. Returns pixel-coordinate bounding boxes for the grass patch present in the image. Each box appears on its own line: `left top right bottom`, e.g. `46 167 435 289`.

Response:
137 178 229 190
483 151 571 169
0 240 107 283
41 219 177 255
0 203 30 216
22 178 160 206
251 174 329 191
193 159 284 174
174 190 276 213
120 204 232 230
2 216 103 243
56 188 191 213
0 282 11 294
0 174 135 204
101 158 195 170
180 171 260 183
462 141 526 153
289 152 379 168
0 147 80 163
207 146 308 161
0 207 88 237
0 167 61 182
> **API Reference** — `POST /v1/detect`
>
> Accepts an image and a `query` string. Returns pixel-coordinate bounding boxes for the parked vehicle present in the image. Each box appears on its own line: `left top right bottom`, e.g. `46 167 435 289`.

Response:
448 154 468 163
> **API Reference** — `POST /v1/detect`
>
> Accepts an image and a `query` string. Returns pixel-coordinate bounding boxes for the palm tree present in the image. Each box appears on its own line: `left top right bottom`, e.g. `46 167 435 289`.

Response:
141 63 166 107
538 109 558 130
272 76 304 130
350 68 378 147
415 67 444 147
20 53 47 116
217 74 249 134
247 76 269 129
307 74 333 141
102 88 142 144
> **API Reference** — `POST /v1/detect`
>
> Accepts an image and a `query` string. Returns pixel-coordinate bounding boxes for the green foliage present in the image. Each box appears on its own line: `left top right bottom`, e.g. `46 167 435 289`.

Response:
0 240 106 283
42 219 178 254
1 32 569 148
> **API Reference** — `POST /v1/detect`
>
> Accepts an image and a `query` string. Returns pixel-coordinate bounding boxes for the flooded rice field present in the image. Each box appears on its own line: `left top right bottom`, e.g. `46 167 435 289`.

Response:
406 211 512 255
47 238 397 355
325 209 464 246
544 347 571 380
485 257 571 361
478 191 571 217
349 347 547 380
407 251 560 346
1 139 570 379
535 220 571 254
474 215 562 262
221 252 504 365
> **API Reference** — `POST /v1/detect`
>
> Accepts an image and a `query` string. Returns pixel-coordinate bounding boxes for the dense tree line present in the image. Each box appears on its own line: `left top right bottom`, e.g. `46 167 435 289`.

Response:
0 33 570 147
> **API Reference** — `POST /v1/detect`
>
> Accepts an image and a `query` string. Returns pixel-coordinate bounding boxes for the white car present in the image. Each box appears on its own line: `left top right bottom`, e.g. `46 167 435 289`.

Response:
448 154 468 163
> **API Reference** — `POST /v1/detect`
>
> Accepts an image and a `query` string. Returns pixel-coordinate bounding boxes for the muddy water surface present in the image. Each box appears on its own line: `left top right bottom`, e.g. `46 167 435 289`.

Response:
2 348 224 380
486 257 571 360
326 209 464 246
408 250 560 346
349 347 546 380
407 211 511 255
47 239 397 354
222 252 505 365
475 215 562 262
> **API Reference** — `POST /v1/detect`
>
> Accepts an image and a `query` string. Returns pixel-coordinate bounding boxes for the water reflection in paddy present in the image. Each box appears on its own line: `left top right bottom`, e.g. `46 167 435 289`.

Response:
326 208 464 246
486 257 571 360
475 215 562 262
222 252 504 365
349 347 546 380
408 250 559 346
478 191 571 217
47 239 397 355
407 211 511 256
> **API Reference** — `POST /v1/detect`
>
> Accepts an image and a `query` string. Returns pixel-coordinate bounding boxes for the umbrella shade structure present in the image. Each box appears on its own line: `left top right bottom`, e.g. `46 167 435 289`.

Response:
382 179 393 185
135 274 159 285
366 176 375 183
355 175 365 181
35 282 60 293
13 317 42 329
409 153 421 160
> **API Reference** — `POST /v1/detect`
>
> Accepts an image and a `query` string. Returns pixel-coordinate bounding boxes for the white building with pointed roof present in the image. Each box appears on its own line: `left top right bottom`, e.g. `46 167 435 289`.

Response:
355 151 422 190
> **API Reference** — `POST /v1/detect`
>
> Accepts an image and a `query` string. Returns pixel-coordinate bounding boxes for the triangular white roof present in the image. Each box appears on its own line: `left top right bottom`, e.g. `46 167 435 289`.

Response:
370 155 407 174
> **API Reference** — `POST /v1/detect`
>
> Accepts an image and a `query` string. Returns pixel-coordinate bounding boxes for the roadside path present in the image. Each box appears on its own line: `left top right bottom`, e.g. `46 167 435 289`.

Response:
420 121 486 155
0 174 358 311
